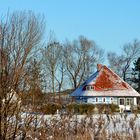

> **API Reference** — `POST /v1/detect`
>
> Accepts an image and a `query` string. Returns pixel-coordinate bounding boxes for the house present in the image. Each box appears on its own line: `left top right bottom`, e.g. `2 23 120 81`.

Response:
71 64 140 112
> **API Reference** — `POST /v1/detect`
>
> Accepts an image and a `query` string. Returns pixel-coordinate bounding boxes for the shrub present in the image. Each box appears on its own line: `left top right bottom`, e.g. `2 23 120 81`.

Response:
109 104 120 112
41 103 62 114
66 103 95 114
132 105 140 113
95 104 119 113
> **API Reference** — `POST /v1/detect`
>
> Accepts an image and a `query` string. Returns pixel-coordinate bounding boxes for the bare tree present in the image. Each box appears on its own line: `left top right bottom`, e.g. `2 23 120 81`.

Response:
0 11 44 139
108 39 140 81
64 36 104 89
54 48 67 103
42 41 63 100
107 53 126 77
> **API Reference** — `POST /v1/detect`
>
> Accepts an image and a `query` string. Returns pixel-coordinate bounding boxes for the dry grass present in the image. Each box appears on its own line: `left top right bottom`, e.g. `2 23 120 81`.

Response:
11 112 140 140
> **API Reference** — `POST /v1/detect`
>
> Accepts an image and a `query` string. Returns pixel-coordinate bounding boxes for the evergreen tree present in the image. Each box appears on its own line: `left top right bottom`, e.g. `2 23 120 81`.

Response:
132 57 140 93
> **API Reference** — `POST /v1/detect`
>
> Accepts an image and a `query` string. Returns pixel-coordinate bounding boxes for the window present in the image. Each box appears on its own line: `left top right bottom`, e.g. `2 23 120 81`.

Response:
96 97 98 102
86 86 90 90
119 98 125 105
103 97 106 102
112 98 117 104
110 97 113 103
126 98 133 106
86 85 94 90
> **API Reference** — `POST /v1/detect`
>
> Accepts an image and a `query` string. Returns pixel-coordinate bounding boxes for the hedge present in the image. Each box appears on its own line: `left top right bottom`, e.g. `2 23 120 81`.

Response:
39 103 62 114
66 103 95 115
66 103 119 114
34 103 120 114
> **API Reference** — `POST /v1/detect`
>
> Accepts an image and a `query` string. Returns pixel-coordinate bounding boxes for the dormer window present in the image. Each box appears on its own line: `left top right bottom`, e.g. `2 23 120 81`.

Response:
86 85 94 90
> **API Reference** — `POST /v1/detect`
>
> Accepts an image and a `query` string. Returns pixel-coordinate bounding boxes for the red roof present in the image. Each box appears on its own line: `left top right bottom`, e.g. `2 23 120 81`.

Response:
71 64 140 97
94 65 129 91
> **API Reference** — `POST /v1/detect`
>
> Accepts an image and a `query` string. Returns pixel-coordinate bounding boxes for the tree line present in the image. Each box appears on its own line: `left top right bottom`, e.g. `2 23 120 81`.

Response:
0 11 140 98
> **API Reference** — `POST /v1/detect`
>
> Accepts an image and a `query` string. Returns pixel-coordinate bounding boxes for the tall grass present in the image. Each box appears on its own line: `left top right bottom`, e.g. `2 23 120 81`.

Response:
16 112 140 140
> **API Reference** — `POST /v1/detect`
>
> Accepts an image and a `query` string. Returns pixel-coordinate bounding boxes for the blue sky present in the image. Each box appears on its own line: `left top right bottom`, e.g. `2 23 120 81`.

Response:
0 0 140 54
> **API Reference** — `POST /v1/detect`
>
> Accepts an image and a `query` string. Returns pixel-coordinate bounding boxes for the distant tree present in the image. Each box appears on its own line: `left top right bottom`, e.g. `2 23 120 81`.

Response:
42 41 63 99
131 57 140 93
108 39 140 81
64 36 104 89
107 52 125 77
54 49 66 103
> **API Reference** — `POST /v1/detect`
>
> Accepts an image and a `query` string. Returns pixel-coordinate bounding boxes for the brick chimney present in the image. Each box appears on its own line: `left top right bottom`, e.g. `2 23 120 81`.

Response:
97 64 102 71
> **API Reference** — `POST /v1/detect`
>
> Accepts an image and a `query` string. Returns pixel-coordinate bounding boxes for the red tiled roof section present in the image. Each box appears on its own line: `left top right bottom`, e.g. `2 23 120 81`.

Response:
94 65 129 91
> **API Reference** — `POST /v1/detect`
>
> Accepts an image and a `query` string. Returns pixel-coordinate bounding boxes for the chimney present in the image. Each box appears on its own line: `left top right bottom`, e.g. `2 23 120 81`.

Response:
97 64 102 71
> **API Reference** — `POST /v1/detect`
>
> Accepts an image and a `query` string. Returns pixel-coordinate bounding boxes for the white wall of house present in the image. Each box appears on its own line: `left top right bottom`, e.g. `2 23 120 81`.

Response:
87 98 95 104
76 96 138 112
